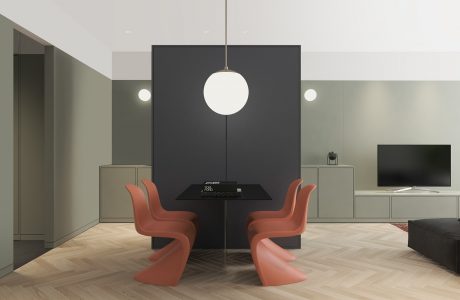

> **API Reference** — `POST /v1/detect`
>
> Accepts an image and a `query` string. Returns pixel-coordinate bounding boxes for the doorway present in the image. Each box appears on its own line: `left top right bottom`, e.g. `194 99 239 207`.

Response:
13 31 49 269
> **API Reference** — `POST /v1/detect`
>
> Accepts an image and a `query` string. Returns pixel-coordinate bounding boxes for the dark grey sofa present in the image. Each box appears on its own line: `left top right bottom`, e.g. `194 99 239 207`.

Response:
408 218 460 274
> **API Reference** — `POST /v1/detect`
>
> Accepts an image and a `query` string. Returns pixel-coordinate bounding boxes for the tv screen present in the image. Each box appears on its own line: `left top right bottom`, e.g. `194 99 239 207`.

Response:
377 145 451 187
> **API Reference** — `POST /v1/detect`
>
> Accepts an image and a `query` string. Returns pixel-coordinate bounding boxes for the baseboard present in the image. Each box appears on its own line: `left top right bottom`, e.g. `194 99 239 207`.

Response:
14 234 45 241
45 219 98 248
0 264 13 278
309 218 411 223
100 218 133 223
309 218 355 223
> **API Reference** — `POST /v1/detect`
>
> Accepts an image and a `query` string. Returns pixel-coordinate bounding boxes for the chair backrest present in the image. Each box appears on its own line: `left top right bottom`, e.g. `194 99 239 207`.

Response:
292 184 316 233
281 179 303 216
142 179 165 217
125 184 153 236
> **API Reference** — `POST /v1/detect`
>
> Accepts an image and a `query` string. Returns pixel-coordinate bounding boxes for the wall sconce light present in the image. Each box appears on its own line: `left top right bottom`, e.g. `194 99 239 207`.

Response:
304 89 317 102
138 89 151 102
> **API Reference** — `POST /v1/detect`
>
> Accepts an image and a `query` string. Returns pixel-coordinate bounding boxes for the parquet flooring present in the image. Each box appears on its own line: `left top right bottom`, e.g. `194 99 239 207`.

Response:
1 223 459 299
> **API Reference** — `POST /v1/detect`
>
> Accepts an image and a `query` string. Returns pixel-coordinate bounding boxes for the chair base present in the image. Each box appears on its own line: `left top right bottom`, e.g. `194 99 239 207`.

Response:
149 240 180 261
261 239 296 262
135 240 188 286
252 238 306 286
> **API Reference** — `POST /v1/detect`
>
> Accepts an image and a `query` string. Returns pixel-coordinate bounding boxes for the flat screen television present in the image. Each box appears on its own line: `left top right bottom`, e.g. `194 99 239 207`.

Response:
377 145 451 187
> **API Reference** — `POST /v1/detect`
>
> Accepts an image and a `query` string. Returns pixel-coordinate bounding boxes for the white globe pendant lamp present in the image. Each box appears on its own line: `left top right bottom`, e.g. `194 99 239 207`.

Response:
203 0 249 115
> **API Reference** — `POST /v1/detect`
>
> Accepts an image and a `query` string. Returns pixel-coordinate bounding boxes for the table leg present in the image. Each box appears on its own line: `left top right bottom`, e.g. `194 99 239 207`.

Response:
224 199 227 264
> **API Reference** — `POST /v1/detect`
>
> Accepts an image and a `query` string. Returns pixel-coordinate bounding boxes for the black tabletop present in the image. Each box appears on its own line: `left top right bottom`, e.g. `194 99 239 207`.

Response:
176 184 272 200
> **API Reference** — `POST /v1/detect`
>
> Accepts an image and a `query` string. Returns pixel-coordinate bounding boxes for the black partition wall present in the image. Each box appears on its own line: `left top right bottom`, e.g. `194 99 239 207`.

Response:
152 46 300 249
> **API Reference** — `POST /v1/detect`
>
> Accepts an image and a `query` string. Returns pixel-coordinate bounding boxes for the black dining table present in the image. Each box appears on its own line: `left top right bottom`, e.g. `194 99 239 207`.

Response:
176 184 272 252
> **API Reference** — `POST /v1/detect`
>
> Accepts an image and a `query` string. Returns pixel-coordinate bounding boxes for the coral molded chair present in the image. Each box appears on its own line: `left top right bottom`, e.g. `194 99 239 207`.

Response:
142 179 198 229
247 179 303 262
125 184 196 286
248 184 316 286
247 178 303 226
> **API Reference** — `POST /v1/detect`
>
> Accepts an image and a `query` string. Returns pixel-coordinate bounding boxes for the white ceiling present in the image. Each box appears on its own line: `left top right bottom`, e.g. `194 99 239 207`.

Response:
50 0 460 52
4 0 460 79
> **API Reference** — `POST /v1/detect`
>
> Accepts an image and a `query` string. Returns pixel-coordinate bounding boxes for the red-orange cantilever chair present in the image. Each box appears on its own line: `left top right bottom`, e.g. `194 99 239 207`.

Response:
142 179 198 262
247 178 303 261
142 179 198 229
247 179 303 225
125 184 196 286
248 184 316 286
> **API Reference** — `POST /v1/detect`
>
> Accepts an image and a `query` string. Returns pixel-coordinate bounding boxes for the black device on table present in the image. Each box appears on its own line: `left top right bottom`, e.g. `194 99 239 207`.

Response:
201 181 241 198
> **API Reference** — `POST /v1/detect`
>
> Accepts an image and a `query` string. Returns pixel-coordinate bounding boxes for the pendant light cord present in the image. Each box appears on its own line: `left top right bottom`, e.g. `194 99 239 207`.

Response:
224 0 228 70
224 0 228 180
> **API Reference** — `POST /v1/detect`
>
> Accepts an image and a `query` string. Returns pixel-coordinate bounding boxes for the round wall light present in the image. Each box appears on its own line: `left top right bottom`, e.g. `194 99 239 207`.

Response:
304 89 317 102
138 89 151 102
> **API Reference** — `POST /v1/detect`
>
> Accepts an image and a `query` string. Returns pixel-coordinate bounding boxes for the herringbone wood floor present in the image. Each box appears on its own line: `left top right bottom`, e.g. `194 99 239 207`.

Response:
1 223 459 299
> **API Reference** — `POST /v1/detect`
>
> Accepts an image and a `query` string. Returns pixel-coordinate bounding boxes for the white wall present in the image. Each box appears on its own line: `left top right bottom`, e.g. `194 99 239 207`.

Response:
4 1 460 80
112 52 150 80
0 15 14 277
113 51 460 81
0 0 111 78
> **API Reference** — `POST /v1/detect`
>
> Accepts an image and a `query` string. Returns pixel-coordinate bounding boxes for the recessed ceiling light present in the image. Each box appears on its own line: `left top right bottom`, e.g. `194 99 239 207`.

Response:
138 89 151 102
304 89 318 102
203 30 210 34
124 30 133 34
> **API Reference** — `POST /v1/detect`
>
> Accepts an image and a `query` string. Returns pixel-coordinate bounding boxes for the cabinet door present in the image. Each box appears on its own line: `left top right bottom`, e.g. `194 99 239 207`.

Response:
391 196 457 219
137 166 152 198
301 168 318 218
355 196 390 218
100 167 136 222
318 168 354 218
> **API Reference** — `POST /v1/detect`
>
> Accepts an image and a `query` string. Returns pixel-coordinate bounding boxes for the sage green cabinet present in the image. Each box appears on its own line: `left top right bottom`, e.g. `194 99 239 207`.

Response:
301 165 354 220
318 167 354 218
99 165 151 222
355 191 460 221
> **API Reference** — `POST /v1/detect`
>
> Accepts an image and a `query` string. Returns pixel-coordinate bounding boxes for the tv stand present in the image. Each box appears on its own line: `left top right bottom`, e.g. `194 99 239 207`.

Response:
301 165 460 222
354 190 460 222
391 186 440 193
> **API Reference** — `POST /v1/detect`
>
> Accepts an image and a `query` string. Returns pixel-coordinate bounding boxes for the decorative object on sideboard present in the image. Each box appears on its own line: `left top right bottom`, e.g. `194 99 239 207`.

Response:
327 151 338 165
203 0 249 115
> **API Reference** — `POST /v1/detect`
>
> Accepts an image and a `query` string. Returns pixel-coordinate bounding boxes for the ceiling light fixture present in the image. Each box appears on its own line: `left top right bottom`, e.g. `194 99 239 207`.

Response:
203 0 249 115
138 89 151 102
